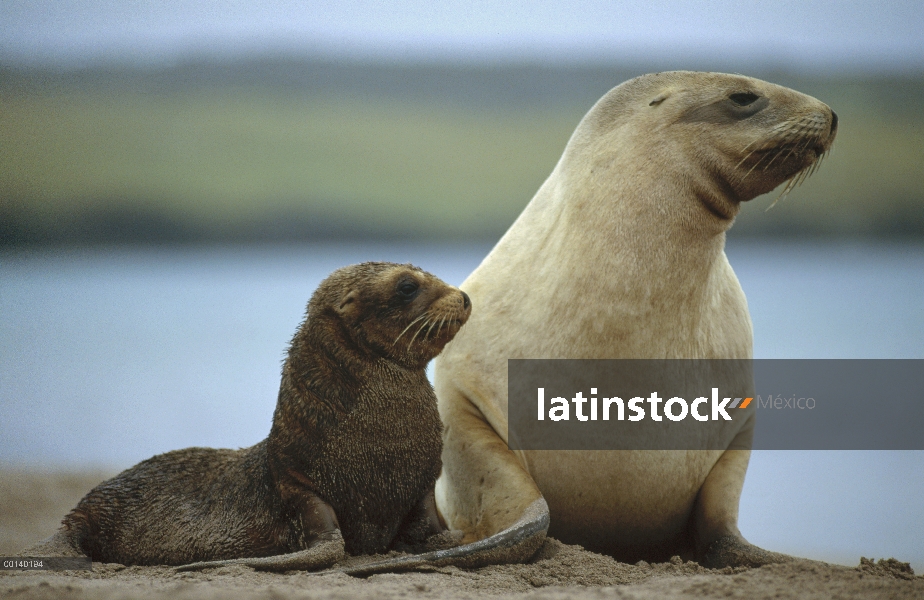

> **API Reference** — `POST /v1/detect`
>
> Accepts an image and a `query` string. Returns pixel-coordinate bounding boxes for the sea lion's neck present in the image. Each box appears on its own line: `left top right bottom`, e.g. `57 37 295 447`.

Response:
268 315 369 444
489 174 743 358
268 311 435 442
549 172 731 297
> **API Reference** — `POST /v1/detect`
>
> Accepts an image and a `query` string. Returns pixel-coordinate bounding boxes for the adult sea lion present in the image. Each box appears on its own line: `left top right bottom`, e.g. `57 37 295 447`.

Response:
21 262 471 570
341 71 837 575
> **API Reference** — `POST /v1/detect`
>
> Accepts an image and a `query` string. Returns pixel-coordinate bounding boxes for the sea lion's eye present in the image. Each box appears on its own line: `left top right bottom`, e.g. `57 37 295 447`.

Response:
396 281 419 301
729 92 760 107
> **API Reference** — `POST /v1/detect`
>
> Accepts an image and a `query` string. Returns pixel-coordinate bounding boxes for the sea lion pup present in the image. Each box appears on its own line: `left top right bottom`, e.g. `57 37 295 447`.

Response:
21 262 471 571
337 71 837 575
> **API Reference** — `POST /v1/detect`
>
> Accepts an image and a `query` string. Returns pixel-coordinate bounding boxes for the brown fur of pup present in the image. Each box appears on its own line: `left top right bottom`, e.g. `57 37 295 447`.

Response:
21 262 471 570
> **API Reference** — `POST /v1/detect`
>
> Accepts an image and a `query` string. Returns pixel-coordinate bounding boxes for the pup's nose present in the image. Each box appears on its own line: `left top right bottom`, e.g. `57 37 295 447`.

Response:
461 291 471 310
830 110 838 135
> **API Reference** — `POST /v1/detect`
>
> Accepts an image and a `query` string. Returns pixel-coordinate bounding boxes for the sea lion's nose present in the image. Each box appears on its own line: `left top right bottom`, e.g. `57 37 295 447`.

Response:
830 110 838 135
461 291 471 310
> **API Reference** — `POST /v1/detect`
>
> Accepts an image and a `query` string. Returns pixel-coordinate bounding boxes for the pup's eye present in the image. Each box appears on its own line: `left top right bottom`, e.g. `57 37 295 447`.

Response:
729 92 760 107
396 281 419 300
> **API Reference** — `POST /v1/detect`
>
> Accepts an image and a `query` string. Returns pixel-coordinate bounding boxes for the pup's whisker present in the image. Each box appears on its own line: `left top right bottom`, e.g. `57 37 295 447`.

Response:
406 319 432 351
393 313 428 345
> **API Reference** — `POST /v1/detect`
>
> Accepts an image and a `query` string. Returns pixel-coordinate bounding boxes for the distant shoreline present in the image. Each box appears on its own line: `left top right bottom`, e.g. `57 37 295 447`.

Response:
3 59 923 247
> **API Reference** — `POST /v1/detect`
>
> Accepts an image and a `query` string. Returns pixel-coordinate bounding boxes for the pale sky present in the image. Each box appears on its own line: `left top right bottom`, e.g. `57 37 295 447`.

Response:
2 0 923 71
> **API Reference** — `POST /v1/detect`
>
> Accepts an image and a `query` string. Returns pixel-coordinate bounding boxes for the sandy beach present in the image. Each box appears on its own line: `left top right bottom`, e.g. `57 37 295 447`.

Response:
1 468 920 600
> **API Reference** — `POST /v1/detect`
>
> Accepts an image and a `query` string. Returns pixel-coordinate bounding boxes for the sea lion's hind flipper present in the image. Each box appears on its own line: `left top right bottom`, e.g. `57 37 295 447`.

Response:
175 531 344 573
327 497 549 577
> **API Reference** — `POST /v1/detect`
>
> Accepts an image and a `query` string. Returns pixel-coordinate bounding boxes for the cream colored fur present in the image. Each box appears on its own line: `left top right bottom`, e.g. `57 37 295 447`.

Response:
434 71 836 560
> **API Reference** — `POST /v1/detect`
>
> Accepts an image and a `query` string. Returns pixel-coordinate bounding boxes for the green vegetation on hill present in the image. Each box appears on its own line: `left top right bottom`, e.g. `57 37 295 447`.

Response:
1 60 922 245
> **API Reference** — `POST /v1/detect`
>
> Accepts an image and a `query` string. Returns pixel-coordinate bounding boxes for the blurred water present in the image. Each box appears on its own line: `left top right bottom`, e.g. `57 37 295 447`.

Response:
1 240 922 570
0 242 491 465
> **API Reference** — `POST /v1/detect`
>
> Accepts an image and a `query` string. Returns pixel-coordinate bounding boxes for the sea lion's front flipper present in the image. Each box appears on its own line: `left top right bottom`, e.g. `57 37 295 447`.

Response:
175 530 345 573
436 380 548 540
328 497 548 577
701 534 794 569
693 424 792 568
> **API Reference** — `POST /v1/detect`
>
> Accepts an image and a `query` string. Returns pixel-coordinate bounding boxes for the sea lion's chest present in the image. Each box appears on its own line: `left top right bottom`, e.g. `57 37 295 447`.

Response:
308 379 443 553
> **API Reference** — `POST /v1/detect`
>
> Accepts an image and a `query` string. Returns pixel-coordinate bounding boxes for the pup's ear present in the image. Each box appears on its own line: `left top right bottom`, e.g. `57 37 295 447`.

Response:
336 290 358 315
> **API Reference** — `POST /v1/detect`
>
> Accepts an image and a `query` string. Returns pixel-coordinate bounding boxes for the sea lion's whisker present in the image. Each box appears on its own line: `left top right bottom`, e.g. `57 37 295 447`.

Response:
739 133 771 155
743 152 769 180
743 123 801 175
807 156 821 179
430 315 443 339
815 151 828 173
737 131 776 171
741 130 776 152
761 148 784 171
407 319 432 351
772 142 802 169
740 140 758 154
767 167 805 210
393 313 428 345
735 148 760 170
435 316 447 338
790 166 805 189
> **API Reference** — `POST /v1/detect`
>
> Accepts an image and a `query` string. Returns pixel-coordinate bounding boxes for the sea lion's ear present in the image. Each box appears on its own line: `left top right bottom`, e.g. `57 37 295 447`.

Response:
649 92 670 106
337 290 359 315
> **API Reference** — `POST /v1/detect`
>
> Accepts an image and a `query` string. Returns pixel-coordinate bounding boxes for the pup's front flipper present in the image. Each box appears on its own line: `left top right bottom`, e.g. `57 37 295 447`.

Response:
390 489 462 554
175 530 344 572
